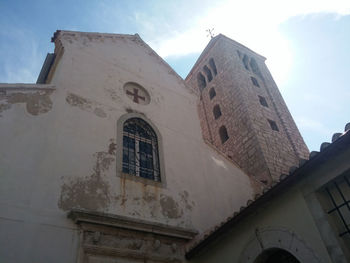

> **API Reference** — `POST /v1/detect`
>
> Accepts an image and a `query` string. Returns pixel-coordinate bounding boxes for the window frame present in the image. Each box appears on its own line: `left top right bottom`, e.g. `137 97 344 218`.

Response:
117 113 166 187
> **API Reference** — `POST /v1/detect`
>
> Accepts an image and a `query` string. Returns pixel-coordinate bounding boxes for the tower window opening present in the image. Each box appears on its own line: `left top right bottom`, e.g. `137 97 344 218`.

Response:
251 76 260 87
203 65 213 82
242 54 249 71
250 57 262 76
197 72 207 91
258 96 268 107
219 126 229 144
213 105 222 119
209 88 216 100
268 119 279 131
209 58 218 75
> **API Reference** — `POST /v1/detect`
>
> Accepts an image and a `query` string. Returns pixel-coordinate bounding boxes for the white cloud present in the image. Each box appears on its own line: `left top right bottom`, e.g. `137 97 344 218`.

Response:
141 0 350 85
151 0 350 56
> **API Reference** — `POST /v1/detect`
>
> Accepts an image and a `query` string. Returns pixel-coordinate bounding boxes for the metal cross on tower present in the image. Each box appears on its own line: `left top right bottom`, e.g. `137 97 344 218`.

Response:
206 28 215 39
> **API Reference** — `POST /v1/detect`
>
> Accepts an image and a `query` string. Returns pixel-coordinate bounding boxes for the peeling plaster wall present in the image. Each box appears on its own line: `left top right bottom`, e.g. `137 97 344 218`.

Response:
0 32 254 262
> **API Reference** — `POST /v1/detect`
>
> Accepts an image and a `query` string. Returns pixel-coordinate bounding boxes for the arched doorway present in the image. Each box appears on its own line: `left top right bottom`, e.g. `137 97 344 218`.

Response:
254 248 300 263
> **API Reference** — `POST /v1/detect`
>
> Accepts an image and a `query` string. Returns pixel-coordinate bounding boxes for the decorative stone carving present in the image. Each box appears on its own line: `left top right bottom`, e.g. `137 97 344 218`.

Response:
153 239 161 250
92 231 100 244
124 82 150 105
68 209 197 263
172 243 177 252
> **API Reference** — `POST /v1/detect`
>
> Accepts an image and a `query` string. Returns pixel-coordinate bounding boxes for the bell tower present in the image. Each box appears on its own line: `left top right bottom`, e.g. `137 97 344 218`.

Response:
186 34 309 185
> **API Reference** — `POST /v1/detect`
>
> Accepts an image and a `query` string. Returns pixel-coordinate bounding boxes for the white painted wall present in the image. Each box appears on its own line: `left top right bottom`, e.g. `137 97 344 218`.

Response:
0 31 254 262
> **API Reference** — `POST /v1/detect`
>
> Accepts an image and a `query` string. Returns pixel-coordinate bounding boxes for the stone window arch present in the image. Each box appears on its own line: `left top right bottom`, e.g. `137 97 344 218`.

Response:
203 65 213 82
197 72 207 91
219 126 229 143
239 227 320 263
254 248 300 263
213 105 222 119
209 87 216 100
117 113 165 185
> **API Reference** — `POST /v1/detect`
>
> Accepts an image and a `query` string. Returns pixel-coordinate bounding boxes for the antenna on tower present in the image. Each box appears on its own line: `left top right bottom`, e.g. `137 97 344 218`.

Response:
206 28 215 39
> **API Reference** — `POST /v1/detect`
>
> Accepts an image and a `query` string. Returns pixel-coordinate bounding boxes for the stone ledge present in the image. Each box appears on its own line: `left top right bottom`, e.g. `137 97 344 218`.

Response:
0 83 55 91
68 209 197 240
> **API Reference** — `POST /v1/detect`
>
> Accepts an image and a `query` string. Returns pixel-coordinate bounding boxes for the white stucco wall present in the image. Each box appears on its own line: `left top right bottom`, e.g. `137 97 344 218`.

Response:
189 143 350 263
0 32 255 262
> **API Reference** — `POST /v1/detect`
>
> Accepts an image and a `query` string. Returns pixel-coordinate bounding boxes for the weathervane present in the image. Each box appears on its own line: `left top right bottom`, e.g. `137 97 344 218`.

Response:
206 28 215 39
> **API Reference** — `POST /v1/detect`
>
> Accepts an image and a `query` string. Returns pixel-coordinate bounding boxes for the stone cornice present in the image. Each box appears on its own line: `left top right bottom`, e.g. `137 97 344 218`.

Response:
68 209 197 240
0 83 56 91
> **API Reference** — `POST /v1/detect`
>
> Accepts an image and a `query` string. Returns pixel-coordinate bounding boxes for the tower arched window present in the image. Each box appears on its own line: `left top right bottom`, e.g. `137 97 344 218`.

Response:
209 88 216 100
242 54 249 71
213 105 222 119
197 72 207 91
122 118 160 181
219 126 229 143
203 65 213 82
250 57 261 76
209 58 217 75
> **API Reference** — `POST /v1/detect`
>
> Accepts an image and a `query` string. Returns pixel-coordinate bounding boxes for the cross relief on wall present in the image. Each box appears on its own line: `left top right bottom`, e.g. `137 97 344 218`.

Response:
124 82 150 105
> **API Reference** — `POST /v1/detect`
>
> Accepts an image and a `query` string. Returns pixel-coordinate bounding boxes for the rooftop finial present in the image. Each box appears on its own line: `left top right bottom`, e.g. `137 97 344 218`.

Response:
206 28 215 39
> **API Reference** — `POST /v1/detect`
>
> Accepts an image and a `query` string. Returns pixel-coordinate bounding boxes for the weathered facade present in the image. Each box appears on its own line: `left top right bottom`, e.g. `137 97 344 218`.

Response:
1 30 345 263
0 31 255 263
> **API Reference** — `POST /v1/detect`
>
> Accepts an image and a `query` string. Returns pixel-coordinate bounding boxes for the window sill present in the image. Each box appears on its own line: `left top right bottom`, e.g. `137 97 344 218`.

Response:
119 172 165 187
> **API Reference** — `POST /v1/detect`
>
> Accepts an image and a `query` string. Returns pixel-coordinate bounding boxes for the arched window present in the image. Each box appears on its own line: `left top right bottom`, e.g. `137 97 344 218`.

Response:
209 58 218 75
219 126 229 143
197 72 207 91
203 65 213 82
258 95 268 107
213 105 222 119
254 248 300 263
242 54 249 71
250 57 261 76
251 76 260 87
122 118 160 181
209 88 216 100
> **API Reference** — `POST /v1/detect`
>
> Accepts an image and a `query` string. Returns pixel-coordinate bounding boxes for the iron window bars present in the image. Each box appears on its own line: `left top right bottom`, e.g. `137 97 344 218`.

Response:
325 174 350 237
122 118 160 182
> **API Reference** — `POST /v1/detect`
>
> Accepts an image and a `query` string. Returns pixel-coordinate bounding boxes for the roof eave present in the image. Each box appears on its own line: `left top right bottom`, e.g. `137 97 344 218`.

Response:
186 129 350 259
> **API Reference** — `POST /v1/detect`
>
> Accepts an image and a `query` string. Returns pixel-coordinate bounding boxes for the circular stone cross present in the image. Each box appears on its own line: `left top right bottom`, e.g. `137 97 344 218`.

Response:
124 82 150 105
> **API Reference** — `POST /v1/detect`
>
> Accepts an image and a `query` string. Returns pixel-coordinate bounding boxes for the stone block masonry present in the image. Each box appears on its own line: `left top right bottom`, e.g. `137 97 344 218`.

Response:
186 34 309 187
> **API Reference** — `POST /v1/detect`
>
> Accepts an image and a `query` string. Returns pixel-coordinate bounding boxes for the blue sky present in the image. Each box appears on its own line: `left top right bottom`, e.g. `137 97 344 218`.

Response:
1 0 349 151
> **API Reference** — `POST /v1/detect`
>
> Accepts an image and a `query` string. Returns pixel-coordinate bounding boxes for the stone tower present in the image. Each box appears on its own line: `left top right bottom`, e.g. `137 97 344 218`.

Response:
186 34 309 185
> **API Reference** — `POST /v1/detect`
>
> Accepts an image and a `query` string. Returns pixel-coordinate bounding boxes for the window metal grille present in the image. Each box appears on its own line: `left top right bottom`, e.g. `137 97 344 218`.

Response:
325 175 350 237
122 118 160 182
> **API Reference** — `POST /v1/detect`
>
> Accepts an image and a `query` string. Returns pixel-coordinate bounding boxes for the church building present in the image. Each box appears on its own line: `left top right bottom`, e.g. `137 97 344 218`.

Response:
0 30 349 263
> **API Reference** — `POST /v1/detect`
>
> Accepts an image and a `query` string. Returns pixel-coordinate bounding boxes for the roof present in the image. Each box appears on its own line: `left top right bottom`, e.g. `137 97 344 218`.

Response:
51 30 137 43
186 122 350 259
50 30 195 94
